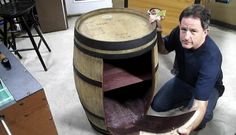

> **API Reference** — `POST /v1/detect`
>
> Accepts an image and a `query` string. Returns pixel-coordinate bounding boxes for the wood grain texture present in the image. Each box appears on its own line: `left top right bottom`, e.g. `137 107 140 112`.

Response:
104 49 156 87
0 91 57 135
74 74 104 117
128 0 195 35
77 8 154 42
74 8 157 59
103 61 152 91
73 8 159 134
73 46 103 82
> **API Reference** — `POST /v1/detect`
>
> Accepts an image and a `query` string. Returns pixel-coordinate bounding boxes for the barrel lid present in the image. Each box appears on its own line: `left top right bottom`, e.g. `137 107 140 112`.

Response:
75 8 156 42
74 8 157 59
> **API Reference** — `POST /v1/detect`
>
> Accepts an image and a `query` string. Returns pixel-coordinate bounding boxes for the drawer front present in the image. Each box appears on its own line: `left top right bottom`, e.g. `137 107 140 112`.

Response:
0 90 57 135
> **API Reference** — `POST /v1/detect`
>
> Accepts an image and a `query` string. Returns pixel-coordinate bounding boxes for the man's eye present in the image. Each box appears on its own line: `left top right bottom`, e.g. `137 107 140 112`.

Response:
191 30 197 33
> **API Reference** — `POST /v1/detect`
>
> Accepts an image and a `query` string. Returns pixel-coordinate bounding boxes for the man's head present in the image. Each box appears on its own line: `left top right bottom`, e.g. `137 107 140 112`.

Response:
179 4 211 30
178 4 211 49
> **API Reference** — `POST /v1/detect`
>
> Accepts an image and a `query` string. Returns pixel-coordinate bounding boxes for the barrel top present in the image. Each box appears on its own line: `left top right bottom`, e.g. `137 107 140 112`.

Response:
75 8 156 42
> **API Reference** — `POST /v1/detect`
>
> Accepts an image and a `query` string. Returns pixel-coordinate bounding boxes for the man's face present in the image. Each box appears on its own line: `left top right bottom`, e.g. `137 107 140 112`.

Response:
179 17 208 50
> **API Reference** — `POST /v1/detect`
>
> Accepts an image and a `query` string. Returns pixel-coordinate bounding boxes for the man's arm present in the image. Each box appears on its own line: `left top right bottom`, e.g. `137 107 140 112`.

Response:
156 31 169 54
148 9 169 54
155 21 169 54
177 99 208 135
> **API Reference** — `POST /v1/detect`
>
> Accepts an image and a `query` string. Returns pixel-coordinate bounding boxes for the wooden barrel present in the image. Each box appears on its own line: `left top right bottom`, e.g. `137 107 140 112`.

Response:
73 8 158 134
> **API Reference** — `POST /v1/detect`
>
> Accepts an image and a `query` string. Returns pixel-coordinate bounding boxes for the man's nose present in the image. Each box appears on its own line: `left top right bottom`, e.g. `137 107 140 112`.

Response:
184 31 191 39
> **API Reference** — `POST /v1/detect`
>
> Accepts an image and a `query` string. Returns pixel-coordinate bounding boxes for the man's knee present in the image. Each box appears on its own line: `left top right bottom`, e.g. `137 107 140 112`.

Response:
151 101 170 112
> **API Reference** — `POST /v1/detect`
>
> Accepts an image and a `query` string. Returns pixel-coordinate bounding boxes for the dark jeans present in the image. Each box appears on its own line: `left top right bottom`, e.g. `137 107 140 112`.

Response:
151 77 219 129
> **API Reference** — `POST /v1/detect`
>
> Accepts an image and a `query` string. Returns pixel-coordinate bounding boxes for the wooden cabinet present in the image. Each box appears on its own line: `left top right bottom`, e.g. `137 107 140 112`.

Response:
103 55 153 92
73 8 159 133
0 44 57 135
73 8 196 134
127 0 195 35
0 91 56 135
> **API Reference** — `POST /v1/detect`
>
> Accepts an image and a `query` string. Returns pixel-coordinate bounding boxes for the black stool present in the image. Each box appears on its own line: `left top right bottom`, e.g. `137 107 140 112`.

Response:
0 0 51 71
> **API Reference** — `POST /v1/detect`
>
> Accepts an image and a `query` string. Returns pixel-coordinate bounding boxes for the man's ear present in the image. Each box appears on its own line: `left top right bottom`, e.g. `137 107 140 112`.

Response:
204 28 209 35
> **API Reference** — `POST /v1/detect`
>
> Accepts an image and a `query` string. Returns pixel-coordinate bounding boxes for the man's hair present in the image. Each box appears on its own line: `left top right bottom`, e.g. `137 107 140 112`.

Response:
179 4 211 29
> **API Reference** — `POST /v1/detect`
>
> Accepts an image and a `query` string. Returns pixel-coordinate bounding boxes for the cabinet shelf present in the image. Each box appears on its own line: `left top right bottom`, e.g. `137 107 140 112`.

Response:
103 63 152 92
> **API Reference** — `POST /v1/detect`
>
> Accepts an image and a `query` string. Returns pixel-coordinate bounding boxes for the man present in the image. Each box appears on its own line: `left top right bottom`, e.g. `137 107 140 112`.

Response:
149 4 225 135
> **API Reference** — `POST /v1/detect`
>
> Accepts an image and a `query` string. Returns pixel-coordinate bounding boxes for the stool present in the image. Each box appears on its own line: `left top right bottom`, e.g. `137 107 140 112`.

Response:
0 0 51 71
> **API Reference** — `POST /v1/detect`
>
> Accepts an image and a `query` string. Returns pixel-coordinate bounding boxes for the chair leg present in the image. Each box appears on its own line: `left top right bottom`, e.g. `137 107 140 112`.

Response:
33 24 51 52
3 19 8 47
21 16 47 71
9 19 22 59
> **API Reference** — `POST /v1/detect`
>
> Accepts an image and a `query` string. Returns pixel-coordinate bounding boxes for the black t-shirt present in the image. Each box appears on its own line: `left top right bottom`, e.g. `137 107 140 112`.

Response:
164 27 225 100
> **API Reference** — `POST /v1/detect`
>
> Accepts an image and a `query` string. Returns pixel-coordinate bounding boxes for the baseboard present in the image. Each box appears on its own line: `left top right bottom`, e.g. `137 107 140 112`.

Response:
211 19 236 30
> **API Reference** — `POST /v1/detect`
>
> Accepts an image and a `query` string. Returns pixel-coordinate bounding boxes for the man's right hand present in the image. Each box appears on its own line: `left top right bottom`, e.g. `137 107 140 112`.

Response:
147 8 165 32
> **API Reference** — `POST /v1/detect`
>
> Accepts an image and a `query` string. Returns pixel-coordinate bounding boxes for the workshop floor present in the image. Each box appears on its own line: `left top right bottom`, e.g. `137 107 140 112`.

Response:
11 2 236 135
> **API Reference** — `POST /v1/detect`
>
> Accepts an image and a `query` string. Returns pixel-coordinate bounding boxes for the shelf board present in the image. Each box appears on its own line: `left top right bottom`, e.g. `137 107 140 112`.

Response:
103 63 151 92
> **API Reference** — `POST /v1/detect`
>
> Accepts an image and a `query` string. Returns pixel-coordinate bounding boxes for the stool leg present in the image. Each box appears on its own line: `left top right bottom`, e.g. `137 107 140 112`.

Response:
21 16 47 71
3 19 8 47
29 10 51 52
9 19 22 59
33 24 51 52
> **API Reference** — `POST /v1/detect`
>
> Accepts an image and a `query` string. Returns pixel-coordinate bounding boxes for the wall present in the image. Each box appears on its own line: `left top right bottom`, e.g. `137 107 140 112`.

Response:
204 0 236 27
65 0 113 15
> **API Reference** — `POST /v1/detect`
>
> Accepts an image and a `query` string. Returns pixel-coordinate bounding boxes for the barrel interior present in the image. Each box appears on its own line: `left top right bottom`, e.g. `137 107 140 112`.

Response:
103 51 153 133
